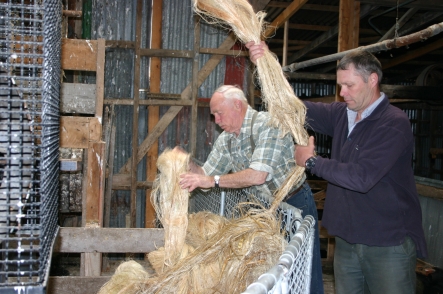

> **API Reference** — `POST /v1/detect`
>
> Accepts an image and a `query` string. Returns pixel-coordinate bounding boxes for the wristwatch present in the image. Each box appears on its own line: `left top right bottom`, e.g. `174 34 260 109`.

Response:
305 156 317 171
214 175 220 188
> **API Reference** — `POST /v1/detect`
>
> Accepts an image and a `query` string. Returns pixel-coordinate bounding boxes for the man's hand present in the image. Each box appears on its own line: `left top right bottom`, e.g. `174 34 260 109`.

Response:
295 136 316 167
179 173 213 192
245 41 268 65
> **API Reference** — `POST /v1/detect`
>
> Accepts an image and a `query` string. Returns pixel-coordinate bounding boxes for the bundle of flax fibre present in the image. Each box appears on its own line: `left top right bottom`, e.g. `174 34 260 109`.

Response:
150 148 191 270
142 206 286 294
98 149 287 294
192 0 309 210
97 260 154 294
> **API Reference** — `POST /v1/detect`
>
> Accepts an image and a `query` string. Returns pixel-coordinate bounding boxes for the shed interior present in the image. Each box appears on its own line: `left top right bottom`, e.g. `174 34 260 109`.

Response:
2 0 443 293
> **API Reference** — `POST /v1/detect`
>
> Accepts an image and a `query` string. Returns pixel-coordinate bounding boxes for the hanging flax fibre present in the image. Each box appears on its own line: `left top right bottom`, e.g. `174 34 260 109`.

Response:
192 0 309 211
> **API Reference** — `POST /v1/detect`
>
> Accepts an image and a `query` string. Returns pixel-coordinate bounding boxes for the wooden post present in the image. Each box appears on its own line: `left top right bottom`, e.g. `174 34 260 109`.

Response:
95 39 105 121
336 0 359 101
146 0 163 229
83 141 105 276
282 20 289 66
190 16 201 157
130 0 143 228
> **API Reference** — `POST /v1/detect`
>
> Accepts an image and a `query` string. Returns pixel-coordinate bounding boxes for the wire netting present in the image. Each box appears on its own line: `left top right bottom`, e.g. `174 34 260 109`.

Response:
0 0 61 292
190 188 315 294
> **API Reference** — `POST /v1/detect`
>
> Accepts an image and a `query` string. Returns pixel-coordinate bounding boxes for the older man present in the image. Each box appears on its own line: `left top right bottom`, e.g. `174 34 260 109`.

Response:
247 42 427 294
177 84 324 294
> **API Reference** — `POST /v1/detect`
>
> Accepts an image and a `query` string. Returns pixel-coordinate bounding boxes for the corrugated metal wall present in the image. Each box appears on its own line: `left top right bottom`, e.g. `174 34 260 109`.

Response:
90 0 151 228
158 1 228 162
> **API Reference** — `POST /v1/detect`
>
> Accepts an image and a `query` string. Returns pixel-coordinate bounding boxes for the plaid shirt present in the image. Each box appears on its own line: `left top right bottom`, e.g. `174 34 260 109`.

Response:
202 106 305 197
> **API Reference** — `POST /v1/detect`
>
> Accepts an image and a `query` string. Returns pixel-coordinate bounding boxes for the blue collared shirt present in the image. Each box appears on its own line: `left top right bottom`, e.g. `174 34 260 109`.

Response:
347 92 385 136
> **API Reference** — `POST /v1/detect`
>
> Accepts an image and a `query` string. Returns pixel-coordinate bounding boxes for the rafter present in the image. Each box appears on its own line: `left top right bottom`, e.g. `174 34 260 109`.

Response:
264 0 309 38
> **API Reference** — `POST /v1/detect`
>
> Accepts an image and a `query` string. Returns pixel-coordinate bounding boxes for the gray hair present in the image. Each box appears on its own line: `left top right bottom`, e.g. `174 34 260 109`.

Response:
337 50 383 84
213 85 248 102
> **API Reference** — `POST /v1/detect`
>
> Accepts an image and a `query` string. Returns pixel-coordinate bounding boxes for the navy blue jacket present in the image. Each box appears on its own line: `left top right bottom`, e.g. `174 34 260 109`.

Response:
306 97 427 257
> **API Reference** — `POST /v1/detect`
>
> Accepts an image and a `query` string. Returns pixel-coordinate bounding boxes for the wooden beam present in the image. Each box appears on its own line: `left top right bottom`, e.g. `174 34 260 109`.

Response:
284 22 443 72
48 276 110 294
285 72 336 80
112 174 153 190
61 39 97 71
416 183 443 200
352 2 360 48
53 227 164 253
288 23 331 31
267 2 339 12
382 37 443 69
338 0 358 53
129 0 143 228
60 83 96 114
359 0 443 10
287 4 376 64
106 41 247 56
85 142 105 226
83 141 105 277
378 7 419 42
264 0 310 38
190 16 201 157
63 10 82 17
103 98 193 106
146 0 163 230
95 39 105 120
380 85 443 100
60 116 101 148
337 0 359 101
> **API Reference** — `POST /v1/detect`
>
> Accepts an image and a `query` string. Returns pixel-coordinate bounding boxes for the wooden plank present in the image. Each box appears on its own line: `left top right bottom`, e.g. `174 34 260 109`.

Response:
95 39 105 120
85 142 105 225
190 16 201 157
84 252 101 276
264 0 309 38
61 39 97 71
337 0 357 101
60 116 100 148
382 37 443 70
359 0 443 9
112 174 153 189
140 48 193 58
48 276 110 294
286 4 375 64
416 183 443 200
129 0 144 228
53 227 164 252
146 0 163 230
61 83 96 114
104 98 193 106
352 2 360 48
380 85 443 100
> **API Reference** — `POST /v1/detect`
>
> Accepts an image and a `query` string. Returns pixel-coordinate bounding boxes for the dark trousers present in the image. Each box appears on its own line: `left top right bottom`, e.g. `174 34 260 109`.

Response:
334 236 417 294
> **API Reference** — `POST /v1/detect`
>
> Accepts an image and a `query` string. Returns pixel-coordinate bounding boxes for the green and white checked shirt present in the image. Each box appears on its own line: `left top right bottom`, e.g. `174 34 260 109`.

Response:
202 106 305 197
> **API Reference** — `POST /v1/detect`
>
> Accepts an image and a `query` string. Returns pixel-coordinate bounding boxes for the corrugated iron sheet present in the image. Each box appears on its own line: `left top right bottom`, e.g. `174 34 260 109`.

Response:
89 0 152 228
159 0 228 162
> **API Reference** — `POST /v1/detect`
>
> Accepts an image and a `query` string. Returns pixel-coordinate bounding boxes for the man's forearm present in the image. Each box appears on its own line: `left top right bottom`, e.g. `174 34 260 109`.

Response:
217 168 268 189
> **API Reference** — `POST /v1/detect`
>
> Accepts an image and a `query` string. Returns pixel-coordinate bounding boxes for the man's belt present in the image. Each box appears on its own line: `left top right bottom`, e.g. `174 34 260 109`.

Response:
283 180 306 202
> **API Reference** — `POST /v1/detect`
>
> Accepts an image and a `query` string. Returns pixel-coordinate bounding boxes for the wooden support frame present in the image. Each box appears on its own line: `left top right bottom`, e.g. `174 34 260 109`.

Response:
60 37 106 278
